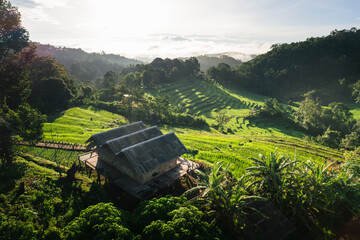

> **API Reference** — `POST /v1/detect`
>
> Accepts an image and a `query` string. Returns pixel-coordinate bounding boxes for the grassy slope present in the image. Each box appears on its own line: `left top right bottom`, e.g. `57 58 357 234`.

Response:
147 79 265 122
0 154 92 223
348 103 360 119
147 78 305 138
44 106 128 144
42 105 343 177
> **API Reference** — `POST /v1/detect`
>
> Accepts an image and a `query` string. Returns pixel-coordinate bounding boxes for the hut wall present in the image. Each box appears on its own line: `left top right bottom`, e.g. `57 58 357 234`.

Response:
100 155 134 176
133 158 178 184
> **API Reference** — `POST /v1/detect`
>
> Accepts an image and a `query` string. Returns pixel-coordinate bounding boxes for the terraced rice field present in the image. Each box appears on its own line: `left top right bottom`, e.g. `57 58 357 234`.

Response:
163 126 343 176
148 79 264 119
41 107 344 177
43 106 128 144
147 78 306 138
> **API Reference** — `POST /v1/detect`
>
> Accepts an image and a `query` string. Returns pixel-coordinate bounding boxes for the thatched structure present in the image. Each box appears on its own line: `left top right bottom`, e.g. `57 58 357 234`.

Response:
86 121 146 149
119 132 188 183
85 122 188 184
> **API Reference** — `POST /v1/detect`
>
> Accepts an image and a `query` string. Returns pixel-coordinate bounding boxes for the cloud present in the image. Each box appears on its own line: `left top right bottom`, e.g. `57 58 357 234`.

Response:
160 35 192 42
148 45 160 50
13 0 71 24
12 0 38 8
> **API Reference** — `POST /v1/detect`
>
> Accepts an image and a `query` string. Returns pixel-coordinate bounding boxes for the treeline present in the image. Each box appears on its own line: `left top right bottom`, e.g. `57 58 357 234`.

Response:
72 56 207 127
255 92 360 150
184 54 242 72
206 28 360 103
116 57 202 88
35 43 142 84
2 153 360 240
0 0 207 166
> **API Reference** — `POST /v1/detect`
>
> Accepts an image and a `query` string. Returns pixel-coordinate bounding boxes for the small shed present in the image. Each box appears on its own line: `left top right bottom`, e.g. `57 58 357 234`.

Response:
85 122 188 184
86 121 146 149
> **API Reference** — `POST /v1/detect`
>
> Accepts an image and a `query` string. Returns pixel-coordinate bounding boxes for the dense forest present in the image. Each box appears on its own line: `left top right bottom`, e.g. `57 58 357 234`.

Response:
35 43 143 84
205 29 360 103
1 0 360 239
182 54 242 72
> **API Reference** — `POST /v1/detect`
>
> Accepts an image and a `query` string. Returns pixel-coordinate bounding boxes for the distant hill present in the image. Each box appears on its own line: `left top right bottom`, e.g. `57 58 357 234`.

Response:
182 52 257 72
192 54 242 72
205 52 257 62
34 43 143 84
233 28 360 103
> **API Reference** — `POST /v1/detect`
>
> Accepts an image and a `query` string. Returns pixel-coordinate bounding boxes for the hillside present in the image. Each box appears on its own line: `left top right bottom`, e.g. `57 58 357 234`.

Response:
233 28 360 103
35 43 142 66
42 106 343 177
146 78 296 134
183 54 242 72
35 43 143 84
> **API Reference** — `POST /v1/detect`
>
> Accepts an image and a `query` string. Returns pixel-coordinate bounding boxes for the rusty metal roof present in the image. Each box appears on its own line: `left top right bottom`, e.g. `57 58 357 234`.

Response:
119 132 188 176
86 121 145 147
105 126 163 154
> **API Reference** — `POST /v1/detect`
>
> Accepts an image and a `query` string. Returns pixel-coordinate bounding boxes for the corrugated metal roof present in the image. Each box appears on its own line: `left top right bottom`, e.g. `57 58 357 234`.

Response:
120 132 188 176
105 126 163 154
86 121 145 147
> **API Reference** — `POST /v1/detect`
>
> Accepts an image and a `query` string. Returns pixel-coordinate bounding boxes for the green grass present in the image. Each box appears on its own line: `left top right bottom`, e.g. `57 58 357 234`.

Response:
348 103 360 119
41 106 343 177
147 79 266 123
147 78 306 138
44 106 128 144
18 146 83 168
163 126 343 176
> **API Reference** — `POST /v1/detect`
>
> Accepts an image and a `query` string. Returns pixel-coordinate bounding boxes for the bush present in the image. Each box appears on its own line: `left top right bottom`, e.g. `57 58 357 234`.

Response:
142 205 220 240
131 195 186 230
62 202 133 240
317 128 342 148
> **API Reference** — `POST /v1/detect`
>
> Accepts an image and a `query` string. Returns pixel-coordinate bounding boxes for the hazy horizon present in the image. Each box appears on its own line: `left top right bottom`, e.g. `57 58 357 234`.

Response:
12 0 360 61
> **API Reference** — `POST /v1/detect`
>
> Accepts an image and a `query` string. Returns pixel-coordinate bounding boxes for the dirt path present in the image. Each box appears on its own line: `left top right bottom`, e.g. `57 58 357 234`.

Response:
18 141 87 151
336 218 360 240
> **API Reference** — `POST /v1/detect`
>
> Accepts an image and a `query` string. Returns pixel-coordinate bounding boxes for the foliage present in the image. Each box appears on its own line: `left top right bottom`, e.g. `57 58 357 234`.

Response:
6 103 46 143
0 104 45 165
235 28 360 102
0 46 33 109
185 162 260 239
0 0 29 62
215 110 231 131
294 94 323 134
246 150 360 236
142 205 220 240
35 43 141 85
206 63 237 85
294 94 355 148
341 118 360 150
246 150 297 202
351 79 360 103
27 56 76 113
0 213 38 240
317 128 342 148
260 98 288 118
131 195 186 230
0 116 13 165
62 202 133 240
0 155 95 240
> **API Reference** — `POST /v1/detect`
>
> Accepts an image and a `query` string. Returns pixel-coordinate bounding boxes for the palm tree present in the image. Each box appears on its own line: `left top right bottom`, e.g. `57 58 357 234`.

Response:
246 150 297 202
184 162 261 239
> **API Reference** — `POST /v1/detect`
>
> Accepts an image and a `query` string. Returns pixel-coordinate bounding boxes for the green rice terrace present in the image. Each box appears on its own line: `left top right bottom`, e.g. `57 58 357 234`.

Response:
147 78 306 138
147 78 265 124
41 106 343 177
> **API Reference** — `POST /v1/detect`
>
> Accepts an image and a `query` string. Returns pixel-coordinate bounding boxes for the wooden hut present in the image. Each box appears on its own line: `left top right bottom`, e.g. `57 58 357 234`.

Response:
85 122 188 184
86 121 146 149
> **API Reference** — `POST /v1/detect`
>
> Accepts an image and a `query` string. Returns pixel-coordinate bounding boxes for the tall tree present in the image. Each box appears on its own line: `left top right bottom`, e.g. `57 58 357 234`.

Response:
0 1 46 164
0 0 29 62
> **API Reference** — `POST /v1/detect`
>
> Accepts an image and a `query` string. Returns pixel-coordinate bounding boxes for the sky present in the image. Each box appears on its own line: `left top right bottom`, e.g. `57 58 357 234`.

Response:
11 0 360 61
